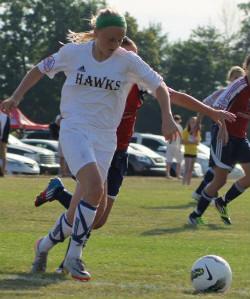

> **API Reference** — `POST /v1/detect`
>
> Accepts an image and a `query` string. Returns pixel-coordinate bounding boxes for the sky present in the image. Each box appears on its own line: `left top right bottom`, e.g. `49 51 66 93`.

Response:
107 0 249 41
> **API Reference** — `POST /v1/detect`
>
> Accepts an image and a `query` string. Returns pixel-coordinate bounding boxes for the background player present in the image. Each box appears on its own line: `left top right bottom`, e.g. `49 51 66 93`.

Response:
192 66 245 201
189 54 250 225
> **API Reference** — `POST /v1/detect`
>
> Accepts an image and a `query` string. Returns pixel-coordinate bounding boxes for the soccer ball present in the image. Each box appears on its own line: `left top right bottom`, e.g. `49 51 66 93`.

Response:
191 255 232 293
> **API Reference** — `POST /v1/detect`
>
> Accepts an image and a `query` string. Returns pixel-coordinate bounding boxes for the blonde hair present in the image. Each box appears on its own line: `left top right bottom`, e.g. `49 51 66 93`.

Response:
67 8 124 44
227 66 244 82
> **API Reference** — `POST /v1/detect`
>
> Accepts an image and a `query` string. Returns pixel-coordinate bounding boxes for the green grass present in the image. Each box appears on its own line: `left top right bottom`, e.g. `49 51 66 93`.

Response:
0 176 249 299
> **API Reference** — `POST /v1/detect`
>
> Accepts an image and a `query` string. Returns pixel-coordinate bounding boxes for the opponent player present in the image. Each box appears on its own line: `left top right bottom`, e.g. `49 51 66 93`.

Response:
189 55 250 225
192 66 245 201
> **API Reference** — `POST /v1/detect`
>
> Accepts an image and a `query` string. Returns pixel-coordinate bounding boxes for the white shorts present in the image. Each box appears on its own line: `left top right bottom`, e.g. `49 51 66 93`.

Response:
59 121 116 183
166 145 183 164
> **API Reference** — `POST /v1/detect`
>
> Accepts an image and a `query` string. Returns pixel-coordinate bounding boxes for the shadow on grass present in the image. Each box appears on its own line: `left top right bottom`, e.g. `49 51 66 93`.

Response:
142 201 196 210
142 223 229 236
0 271 67 290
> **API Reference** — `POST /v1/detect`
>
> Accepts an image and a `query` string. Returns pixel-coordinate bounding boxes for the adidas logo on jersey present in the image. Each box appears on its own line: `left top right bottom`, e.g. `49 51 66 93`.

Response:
77 65 86 72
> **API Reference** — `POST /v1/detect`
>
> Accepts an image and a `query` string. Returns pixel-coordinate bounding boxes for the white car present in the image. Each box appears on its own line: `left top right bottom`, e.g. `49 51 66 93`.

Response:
21 139 59 163
8 134 59 174
1 153 40 175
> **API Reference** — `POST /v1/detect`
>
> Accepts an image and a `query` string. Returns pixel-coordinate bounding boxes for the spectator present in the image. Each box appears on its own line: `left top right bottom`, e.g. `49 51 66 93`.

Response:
182 116 201 185
165 114 183 179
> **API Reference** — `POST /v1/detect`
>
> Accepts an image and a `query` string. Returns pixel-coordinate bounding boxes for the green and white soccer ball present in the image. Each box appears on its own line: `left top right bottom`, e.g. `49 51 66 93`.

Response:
191 255 232 293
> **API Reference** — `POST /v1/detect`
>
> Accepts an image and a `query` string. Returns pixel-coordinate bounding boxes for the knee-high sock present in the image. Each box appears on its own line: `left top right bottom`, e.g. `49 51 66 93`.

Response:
67 200 97 259
195 190 214 216
224 182 246 204
39 212 72 252
195 168 214 195
54 188 72 209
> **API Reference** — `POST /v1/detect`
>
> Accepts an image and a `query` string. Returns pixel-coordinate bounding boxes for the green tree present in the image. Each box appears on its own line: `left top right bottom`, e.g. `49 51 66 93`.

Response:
236 2 250 57
0 0 105 122
165 26 235 132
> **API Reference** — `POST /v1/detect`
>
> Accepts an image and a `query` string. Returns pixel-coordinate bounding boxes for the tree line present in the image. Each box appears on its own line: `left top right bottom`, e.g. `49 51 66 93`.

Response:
1 0 250 136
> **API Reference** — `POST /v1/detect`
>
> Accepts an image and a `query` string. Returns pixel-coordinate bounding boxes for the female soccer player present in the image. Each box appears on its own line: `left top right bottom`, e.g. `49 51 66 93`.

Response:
189 54 250 225
33 36 235 274
0 8 235 281
192 66 245 200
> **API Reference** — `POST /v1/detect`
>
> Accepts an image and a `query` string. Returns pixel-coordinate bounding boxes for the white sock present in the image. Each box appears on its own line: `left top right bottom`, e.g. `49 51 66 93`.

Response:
39 212 72 252
67 200 96 259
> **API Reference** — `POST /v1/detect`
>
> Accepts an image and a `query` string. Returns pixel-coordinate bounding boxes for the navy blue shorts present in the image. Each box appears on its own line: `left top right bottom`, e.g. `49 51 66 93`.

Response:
107 150 128 199
210 125 250 170
1 117 10 144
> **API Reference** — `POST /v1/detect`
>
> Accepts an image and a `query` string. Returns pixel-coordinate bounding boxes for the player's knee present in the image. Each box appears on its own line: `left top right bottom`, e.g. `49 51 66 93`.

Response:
86 183 104 205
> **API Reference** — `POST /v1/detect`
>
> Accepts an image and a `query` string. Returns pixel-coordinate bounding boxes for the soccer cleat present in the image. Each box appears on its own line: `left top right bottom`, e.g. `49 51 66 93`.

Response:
64 257 91 281
192 191 201 201
35 177 64 207
214 197 232 225
188 212 205 225
31 238 48 273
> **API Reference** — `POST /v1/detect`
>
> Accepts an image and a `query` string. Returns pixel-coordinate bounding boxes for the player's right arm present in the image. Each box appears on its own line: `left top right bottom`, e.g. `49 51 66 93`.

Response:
0 44 69 113
0 67 44 113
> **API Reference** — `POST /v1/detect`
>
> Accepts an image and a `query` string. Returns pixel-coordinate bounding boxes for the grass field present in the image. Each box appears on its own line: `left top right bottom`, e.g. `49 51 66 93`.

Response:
0 176 249 299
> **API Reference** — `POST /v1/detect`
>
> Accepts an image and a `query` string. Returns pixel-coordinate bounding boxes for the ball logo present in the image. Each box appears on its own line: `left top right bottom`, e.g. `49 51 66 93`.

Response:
191 268 204 280
43 56 55 72
205 264 213 280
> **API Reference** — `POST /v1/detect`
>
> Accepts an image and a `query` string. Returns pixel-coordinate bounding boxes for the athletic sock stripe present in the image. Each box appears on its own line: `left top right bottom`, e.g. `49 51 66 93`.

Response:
77 204 89 233
63 213 72 227
79 200 97 211
201 190 214 202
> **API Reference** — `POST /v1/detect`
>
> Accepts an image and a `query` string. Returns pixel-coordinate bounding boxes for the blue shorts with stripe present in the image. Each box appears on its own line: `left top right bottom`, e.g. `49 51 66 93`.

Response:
210 125 250 170
107 149 128 199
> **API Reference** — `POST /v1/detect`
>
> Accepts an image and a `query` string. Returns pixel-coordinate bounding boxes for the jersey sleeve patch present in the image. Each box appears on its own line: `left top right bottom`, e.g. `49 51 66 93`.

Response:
43 56 56 72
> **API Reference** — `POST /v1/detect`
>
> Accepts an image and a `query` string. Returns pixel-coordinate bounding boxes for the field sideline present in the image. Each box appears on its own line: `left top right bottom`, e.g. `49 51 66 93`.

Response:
0 176 249 299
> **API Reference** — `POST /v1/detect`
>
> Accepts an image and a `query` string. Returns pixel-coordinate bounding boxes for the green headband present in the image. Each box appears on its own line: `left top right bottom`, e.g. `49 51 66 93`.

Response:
96 14 127 30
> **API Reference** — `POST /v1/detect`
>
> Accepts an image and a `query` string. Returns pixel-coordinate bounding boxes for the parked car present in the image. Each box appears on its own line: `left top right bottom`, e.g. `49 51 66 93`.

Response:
131 132 244 178
21 139 59 163
22 129 51 140
7 134 59 174
2 153 40 175
127 143 167 176
131 133 167 156
131 133 203 177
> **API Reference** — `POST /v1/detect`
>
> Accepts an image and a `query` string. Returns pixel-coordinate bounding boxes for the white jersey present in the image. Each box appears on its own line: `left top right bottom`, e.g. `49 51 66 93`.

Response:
203 88 225 107
212 77 247 110
37 41 163 132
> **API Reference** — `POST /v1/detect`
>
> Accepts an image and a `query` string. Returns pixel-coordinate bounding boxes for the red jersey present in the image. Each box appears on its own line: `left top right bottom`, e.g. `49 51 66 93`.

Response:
213 76 250 138
116 85 143 150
